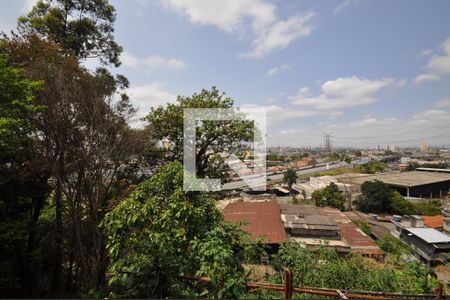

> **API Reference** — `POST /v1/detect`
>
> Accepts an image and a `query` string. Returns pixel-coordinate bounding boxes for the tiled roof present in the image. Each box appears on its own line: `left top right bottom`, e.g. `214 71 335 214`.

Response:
224 201 287 244
423 215 443 229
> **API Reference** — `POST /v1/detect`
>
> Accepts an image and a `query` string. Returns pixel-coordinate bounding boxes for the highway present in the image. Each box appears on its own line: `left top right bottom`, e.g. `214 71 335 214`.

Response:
222 161 350 190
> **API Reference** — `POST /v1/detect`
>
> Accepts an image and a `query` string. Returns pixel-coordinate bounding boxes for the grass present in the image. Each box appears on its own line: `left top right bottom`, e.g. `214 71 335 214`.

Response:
298 167 362 180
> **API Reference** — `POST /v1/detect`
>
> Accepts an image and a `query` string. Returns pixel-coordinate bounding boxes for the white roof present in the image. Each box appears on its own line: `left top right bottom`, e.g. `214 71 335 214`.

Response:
406 228 450 244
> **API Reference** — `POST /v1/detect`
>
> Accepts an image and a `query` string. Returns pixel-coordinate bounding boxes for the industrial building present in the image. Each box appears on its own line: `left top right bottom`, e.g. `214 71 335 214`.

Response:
339 171 450 198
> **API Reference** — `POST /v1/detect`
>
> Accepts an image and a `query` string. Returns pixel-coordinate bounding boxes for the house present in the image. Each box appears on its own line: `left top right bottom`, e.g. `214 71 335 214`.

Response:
392 216 450 265
279 204 381 255
223 201 287 245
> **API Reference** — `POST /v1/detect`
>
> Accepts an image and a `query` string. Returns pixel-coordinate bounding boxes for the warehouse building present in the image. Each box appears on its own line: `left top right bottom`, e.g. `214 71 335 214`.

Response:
339 171 450 198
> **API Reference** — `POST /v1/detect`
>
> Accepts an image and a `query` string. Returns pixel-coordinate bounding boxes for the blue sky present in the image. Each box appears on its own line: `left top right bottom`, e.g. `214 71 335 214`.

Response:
1 0 450 148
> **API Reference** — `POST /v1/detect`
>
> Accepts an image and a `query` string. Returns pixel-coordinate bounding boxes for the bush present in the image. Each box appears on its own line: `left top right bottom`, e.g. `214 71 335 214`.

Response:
268 240 437 294
312 182 346 211
390 192 416 215
414 199 441 216
377 235 410 257
352 220 372 236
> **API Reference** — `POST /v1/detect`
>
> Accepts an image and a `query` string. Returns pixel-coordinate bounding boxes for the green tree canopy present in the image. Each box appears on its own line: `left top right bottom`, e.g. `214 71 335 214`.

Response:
18 0 122 66
144 87 254 181
103 162 248 298
354 180 392 213
283 169 298 190
312 182 346 211
389 191 416 215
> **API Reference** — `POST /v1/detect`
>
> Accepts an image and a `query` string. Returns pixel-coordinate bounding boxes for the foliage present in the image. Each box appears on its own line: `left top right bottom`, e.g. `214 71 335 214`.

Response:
18 0 122 66
377 235 410 257
390 192 416 215
0 55 53 297
103 162 247 298
144 87 254 181
344 156 352 164
283 169 298 190
312 182 346 211
363 161 385 174
354 180 392 213
271 240 437 294
414 199 442 216
352 220 372 236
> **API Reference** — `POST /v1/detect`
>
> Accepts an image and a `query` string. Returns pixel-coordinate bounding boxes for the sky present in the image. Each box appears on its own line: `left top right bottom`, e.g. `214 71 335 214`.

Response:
1 0 450 148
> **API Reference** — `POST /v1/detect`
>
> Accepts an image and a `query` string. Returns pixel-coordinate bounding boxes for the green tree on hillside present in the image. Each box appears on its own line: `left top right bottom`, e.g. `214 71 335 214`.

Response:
283 169 298 192
145 87 255 181
18 0 123 66
312 182 346 211
354 180 392 213
103 162 247 298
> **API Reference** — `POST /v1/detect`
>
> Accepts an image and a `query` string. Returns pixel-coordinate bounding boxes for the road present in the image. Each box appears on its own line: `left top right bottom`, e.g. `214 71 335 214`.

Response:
222 161 350 190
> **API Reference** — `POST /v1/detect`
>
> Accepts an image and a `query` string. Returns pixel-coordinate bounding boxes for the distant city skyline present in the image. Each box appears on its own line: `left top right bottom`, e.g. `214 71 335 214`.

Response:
1 0 449 147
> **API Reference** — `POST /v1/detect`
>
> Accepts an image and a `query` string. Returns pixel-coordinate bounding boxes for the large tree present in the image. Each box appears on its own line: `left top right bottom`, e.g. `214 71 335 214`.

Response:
0 54 52 297
354 180 392 213
103 162 247 298
312 182 346 211
1 34 145 295
145 87 254 181
283 168 298 192
17 0 122 66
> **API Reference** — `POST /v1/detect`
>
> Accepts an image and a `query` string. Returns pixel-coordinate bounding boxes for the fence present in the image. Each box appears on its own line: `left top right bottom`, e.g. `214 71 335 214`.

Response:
176 267 447 300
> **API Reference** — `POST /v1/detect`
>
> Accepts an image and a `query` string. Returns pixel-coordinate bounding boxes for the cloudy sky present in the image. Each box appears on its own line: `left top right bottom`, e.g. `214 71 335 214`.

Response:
1 0 450 148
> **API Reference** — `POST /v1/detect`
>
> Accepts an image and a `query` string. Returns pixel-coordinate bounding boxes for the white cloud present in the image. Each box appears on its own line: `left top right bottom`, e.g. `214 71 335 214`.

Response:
418 49 433 57
242 104 342 125
267 64 289 76
242 13 315 59
121 51 186 71
434 99 450 109
413 109 446 120
127 82 178 126
161 0 315 58
288 76 399 110
413 73 440 85
334 0 359 15
415 37 450 83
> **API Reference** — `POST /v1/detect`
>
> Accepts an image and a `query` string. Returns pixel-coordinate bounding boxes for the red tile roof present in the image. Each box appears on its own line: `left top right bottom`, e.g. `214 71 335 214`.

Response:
224 201 287 244
423 215 443 229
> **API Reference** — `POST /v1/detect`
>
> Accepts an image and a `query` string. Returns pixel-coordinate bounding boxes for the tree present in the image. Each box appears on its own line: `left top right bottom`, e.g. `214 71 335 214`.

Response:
301 189 307 202
312 182 346 211
103 162 247 298
17 0 122 66
283 169 298 192
390 192 416 215
144 87 254 181
344 156 352 164
354 180 392 213
0 54 52 297
363 161 385 174
1 34 143 295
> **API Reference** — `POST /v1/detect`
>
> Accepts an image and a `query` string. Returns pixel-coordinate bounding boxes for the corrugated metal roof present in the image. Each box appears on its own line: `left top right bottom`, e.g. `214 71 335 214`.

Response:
224 201 287 244
406 227 450 244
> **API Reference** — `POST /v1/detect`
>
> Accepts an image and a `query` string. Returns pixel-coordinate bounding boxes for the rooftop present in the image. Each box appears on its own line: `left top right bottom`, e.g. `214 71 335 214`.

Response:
405 227 450 244
423 215 444 229
223 201 287 244
342 171 450 187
